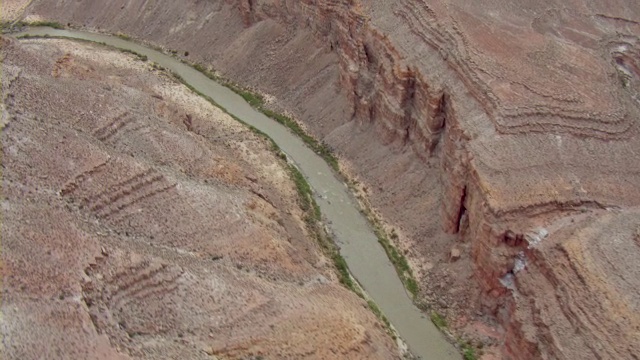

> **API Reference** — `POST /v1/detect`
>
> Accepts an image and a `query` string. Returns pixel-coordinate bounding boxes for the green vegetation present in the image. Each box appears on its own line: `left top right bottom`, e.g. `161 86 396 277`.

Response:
28 21 65 29
263 107 339 171
348 199 420 298
375 225 419 297
347 181 420 299
286 164 359 293
150 62 165 71
430 310 483 359
184 61 340 171
430 311 448 330
277 163 396 337
115 32 132 41
230 85 264 108
2 20 65 31
165 68 359 299
117 47 148 61
0 21 17 31
288 164 321 222
462 344 478 360
428 310 480 360
367 300 392 329
284 163 373 298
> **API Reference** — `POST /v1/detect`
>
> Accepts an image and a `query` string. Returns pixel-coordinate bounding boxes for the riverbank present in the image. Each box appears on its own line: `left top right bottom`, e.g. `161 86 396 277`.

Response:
1 34 403 359
13 20 428 318
12 26 460 360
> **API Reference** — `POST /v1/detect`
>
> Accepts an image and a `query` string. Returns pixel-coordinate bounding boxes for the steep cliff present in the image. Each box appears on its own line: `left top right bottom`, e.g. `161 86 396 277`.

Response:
18 0 640 358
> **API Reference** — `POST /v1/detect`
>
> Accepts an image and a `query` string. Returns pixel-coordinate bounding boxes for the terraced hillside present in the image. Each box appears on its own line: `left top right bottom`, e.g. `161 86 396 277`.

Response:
9 0 640 358
0 36 398 359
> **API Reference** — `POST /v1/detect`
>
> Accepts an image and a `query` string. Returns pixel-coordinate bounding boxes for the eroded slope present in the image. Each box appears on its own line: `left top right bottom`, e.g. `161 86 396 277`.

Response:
0 37 398 359
14 0 640 358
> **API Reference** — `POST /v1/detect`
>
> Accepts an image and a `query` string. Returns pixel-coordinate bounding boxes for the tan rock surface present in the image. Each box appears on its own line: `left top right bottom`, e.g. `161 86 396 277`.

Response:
0 37 398 359
12 0 640 358
0 0 31 22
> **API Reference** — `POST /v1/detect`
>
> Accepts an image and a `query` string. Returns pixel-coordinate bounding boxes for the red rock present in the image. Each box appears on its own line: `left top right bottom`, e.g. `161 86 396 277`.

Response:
21 0 640 358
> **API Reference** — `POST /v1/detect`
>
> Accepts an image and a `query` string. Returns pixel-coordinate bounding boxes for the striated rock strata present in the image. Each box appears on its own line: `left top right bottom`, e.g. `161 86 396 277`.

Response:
0 36 398 359
16 0 640 358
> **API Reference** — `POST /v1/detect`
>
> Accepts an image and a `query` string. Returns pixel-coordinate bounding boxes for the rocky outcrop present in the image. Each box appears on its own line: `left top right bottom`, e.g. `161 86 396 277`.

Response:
19 0 640 358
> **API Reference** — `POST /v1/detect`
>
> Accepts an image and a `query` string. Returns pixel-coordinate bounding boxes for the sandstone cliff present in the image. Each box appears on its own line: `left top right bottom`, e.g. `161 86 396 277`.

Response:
17 0 640 358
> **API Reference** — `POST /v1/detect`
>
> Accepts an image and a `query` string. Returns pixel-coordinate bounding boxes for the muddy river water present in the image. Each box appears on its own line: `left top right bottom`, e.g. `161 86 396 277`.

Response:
17 27 459 360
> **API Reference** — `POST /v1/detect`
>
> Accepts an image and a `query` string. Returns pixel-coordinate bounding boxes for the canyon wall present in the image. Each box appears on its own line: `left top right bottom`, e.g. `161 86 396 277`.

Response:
20 0 640 358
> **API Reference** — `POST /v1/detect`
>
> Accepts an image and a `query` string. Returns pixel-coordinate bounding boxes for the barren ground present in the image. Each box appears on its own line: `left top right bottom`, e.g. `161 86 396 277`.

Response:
0 37 398 359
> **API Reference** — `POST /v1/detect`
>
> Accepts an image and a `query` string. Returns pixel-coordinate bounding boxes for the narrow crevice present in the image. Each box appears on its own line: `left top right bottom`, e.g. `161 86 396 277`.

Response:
432 92 447 133
401 67 417 144
455 186 467 234
428 92 447 154
362 43 375 67
367 100 377 123
402 67 417 114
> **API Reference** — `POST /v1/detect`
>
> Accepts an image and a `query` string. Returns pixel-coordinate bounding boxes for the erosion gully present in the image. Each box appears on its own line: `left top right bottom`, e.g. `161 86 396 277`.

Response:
16 27 459 360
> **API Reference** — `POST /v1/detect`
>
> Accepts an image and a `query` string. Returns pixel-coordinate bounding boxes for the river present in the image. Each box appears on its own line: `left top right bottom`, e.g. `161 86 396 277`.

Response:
15 27 460 360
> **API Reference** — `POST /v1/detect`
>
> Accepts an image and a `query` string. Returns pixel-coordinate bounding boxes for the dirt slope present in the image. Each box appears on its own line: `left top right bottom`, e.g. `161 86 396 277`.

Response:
12 0 640 358
0 36 398 359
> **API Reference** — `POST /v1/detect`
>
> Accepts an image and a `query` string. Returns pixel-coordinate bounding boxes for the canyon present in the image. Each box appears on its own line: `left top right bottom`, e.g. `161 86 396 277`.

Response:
0 36 399 359
5 0 640 359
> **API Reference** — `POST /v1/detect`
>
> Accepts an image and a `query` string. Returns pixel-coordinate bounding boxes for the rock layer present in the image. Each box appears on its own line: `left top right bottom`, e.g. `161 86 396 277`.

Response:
0 37 398 359
16 0 640 358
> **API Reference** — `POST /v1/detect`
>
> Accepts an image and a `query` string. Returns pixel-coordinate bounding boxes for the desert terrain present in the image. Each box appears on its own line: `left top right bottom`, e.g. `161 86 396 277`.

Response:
4 0 640 359
0 36 398 359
